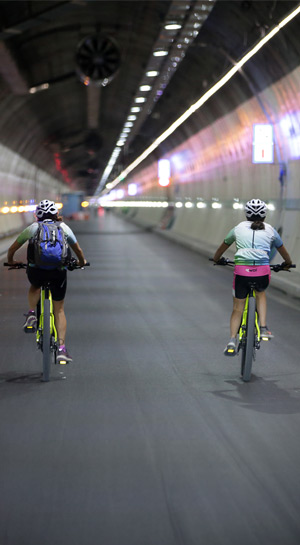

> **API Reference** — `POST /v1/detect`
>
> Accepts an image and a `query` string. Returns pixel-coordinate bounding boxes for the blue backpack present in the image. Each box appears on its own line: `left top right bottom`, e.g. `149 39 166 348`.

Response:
30 221 71 270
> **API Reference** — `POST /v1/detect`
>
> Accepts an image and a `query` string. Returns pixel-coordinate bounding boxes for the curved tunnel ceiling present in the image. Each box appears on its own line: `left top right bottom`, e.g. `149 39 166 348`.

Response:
0 0 299 195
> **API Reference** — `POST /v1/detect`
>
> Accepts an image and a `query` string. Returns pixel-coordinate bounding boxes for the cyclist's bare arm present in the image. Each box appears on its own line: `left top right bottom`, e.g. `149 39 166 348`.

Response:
277 244 292 268
213 241 230 262
7 240 23 265
70 242 86 267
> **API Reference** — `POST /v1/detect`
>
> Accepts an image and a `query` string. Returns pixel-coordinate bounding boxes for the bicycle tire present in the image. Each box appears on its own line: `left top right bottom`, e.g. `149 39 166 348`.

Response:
242 296 256 382
240 329 246 377
42 299 51 382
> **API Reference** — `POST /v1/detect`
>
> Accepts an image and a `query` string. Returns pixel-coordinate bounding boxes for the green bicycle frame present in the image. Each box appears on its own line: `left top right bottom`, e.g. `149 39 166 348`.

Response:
238 292 261 342
36 287 57 344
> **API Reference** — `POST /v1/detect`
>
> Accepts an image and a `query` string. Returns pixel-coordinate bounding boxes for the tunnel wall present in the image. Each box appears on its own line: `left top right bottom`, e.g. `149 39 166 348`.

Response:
117 65 300 296
0 143 68 240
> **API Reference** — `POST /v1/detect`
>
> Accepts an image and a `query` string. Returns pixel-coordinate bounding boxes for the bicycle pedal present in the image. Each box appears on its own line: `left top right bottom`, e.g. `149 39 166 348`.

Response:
224 347 236 357
24 326 36 333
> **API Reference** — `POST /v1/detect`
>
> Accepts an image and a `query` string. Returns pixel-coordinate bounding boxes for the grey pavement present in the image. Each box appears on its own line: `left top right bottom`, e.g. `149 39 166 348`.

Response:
0 213 300 545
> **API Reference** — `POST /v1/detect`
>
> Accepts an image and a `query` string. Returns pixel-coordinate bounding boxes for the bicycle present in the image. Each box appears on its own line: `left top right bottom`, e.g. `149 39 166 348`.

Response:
210 258 296 382
4 259 90 382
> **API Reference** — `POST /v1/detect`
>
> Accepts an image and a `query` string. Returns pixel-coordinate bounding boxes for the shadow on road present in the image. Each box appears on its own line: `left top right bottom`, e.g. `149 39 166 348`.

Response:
211 374 300 415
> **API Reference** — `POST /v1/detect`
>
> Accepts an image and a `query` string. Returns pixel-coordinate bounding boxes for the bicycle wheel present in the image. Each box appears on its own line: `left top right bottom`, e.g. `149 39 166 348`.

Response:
42 298 51 382
242 296 256 382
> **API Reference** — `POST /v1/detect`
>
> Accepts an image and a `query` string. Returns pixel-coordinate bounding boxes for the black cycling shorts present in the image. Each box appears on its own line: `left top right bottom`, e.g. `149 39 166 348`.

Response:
27 266 67 301
233 274 269 299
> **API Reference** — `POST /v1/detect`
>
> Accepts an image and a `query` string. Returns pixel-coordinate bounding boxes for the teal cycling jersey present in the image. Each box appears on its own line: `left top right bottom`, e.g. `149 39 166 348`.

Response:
224 221 283 265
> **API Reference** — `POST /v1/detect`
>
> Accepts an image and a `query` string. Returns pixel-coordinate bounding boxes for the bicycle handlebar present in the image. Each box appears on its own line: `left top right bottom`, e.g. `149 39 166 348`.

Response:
270 263 296 273
3 262 27 269
4 260 91 270
209 257 296 272
209 257 234 267
66 259 90 271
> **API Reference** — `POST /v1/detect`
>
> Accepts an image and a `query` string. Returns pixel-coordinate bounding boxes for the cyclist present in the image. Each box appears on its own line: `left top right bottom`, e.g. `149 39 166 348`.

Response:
212 198 292 356
6 199 87 363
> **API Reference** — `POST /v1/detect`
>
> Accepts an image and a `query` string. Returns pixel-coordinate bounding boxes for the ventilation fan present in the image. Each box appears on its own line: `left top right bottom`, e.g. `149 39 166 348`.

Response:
76 34 121 86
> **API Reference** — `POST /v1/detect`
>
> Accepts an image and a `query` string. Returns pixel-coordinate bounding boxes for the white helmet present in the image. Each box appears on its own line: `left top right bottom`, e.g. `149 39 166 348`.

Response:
245 199 267 219
35 199 58 219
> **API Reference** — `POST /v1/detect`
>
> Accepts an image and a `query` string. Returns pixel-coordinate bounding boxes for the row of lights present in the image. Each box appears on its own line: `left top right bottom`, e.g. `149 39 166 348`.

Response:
175 201 276 210
0 199 277 213
100 200 170 208
96 1 216 193
0 202 63 214
97 199 276 210
139 2 216 118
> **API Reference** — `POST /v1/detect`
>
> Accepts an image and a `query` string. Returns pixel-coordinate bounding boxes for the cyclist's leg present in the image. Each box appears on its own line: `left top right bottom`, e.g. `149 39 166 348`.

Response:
51 270 72 363
53 300 72 363
230 297 246 337
50 270 67 346
224 298 244 355
224 274 248 355
28 284 41 309
24 268 41 331
255 290 267 327
26 267 42 308
52 299 67 346
22 285 40 332
231 273 248 337
254 275 272 337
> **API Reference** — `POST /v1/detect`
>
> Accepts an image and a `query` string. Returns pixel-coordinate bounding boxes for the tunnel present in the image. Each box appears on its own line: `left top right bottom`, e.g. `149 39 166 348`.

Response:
0 2 300 544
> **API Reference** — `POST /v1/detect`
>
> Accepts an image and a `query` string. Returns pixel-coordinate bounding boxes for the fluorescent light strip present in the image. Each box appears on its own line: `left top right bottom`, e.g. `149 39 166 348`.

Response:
99 200 169 208
107 5 300 190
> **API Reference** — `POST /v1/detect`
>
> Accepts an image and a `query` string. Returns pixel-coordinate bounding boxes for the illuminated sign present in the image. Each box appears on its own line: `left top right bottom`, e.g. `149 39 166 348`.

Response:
252 124 274 163
128 183 138 196
158 159 170 187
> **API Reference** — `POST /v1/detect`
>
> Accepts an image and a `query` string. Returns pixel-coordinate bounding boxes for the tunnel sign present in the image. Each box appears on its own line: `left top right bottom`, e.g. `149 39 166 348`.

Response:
158 159 170 187
252 124 274 163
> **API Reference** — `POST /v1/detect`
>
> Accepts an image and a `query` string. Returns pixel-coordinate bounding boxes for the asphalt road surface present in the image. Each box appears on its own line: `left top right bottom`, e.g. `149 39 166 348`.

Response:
1 212 300 545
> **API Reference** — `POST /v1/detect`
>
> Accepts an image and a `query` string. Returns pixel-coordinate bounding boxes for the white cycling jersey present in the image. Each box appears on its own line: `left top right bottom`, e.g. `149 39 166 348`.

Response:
224 221 283 265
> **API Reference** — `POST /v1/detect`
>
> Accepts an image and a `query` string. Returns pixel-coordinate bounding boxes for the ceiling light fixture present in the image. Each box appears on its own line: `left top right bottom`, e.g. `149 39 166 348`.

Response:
146 70 159 77
165 23 182 30
153 50 168 57
29 83 49 94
